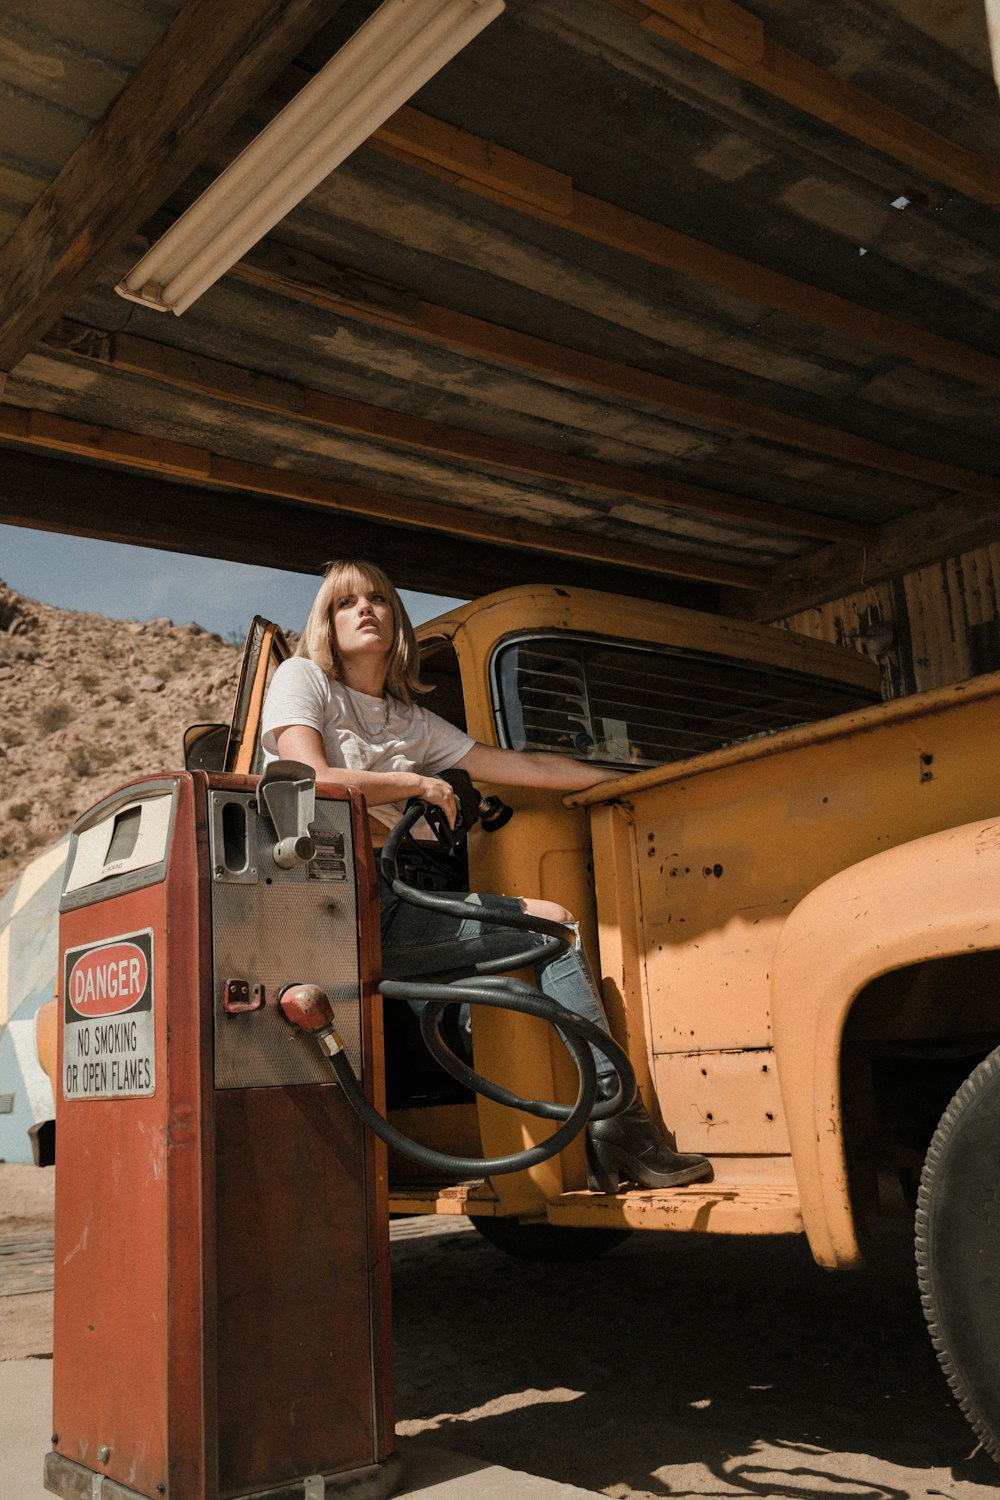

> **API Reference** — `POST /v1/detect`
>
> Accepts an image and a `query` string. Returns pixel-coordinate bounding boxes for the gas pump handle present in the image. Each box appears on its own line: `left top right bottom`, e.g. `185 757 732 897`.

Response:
277 984 345 1059
277 982 334 1033
414 769 512 850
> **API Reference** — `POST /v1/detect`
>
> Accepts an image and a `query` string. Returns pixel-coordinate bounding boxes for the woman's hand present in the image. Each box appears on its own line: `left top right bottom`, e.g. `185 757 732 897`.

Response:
415 774 459 828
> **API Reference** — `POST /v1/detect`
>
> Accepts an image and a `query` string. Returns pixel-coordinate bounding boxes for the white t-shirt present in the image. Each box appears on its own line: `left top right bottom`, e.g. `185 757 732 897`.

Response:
261 656 475 831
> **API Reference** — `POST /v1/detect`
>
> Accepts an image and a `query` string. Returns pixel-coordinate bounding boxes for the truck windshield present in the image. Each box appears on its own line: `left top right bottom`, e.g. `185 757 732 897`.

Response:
493 634 881 768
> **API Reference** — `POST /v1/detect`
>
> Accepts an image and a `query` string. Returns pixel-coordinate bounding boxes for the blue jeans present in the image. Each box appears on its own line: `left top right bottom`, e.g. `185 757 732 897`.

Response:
378 870 616 1080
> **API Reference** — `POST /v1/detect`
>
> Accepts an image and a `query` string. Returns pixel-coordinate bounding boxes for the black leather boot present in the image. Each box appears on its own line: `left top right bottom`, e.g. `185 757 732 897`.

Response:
586 1079 712 1194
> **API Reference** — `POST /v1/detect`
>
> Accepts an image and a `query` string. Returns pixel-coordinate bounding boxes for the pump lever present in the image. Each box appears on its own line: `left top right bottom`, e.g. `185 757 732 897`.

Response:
258 759 317 869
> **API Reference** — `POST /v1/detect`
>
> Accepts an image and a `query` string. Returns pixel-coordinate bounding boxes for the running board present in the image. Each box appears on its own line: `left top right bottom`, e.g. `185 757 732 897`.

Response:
388 1180 498 1216
387 1180 802 1232
546 1183 803 1235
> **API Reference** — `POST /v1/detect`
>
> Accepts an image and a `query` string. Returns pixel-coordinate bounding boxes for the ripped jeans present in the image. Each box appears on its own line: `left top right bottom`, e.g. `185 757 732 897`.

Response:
378 869 617 1081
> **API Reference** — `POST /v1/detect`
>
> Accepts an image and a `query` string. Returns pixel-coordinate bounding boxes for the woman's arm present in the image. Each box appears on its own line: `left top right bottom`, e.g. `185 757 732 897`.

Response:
454 741 623 793
274 725 461 822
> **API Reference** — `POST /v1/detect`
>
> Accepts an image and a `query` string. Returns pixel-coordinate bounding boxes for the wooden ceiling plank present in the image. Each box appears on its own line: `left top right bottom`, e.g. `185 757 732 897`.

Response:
49 318 1000 506
366 113 1000 392
375 105 573 215
224 241 1000 496
630 0 1000 205
719 499 1000 620
0 405 763 591
234 240 421 323
44 322 875 543
0 0 349 373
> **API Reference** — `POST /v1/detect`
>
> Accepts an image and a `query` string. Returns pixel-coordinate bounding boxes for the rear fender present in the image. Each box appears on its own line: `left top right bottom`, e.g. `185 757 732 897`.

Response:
772 817 1000 1269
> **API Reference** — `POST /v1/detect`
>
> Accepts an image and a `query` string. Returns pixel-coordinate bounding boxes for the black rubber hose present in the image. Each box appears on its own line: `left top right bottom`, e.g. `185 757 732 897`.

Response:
409 978 633 1121
380 815 571 976
324 800 636 1175
329 993 599 1176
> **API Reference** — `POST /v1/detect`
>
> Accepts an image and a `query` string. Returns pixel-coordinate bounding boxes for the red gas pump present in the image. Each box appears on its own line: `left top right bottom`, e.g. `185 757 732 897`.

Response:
47 763 399 1500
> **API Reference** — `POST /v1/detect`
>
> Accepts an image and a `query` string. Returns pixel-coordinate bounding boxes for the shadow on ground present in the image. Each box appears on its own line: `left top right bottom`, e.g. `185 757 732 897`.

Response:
391 1221 997 1500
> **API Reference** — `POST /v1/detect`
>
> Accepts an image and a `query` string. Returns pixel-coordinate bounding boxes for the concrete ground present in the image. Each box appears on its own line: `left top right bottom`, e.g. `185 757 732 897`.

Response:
2 1165 999 1499
0 1360 604 1500
0 1167 603 1500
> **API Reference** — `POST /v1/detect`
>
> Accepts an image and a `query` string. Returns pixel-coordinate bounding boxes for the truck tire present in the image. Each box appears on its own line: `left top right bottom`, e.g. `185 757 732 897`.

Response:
915 1045 1000 1463
471 1216 631 1261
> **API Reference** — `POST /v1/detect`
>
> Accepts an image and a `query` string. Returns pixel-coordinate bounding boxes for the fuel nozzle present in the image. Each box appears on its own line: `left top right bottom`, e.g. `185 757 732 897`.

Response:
413 768 513 849
278 983 345 1059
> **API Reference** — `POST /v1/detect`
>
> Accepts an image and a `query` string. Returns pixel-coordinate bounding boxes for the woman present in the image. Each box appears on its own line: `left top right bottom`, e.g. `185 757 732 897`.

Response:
261 560 710 1192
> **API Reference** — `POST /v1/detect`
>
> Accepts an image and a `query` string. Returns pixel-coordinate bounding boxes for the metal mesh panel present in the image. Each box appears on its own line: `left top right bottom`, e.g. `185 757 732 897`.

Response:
211 796 365 1089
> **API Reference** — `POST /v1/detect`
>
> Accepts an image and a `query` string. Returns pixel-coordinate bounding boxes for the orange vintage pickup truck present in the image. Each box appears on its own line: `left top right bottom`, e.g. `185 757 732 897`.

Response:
37 583 1000 1461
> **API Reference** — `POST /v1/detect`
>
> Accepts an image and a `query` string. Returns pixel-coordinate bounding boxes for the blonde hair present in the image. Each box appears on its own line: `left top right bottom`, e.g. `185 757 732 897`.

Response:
296 560 427 704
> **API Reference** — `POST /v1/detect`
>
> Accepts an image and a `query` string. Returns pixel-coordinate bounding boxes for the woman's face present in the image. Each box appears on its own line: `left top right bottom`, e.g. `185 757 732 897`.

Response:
330 578 395 668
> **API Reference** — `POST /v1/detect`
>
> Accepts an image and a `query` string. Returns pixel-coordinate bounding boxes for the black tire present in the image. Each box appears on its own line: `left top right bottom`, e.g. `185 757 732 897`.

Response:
915 1045 1000 1463
470 1215 631 1262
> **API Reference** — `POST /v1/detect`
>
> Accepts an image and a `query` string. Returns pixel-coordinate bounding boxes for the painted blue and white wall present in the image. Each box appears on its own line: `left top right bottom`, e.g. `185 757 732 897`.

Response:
0 840 70 1164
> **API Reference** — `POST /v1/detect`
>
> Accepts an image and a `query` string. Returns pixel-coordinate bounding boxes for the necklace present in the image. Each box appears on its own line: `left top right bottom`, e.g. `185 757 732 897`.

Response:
341 682 393 739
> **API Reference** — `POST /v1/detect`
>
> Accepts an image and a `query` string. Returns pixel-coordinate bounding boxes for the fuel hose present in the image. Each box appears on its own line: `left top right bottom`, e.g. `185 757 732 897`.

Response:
283 795 636 1177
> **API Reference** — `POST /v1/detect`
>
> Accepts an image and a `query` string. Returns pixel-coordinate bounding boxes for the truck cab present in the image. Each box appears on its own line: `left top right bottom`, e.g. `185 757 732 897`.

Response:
229 585 898 1240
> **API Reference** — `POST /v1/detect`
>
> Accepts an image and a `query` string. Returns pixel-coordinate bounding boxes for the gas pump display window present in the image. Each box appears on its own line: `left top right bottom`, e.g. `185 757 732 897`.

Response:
63 790 174 898
492 633 882 768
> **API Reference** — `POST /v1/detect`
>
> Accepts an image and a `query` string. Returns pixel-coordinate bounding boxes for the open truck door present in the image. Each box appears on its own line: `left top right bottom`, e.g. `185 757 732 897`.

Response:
184 616 290 775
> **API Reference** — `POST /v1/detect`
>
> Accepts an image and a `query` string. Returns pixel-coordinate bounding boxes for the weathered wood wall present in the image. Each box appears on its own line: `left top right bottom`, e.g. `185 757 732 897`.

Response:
780 544 1000 698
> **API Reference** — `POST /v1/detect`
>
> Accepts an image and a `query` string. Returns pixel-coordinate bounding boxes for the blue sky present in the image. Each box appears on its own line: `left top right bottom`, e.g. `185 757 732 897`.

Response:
0 524 462 637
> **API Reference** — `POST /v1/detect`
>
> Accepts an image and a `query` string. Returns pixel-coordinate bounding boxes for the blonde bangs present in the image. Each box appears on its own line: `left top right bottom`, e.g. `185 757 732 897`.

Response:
295 559 428 703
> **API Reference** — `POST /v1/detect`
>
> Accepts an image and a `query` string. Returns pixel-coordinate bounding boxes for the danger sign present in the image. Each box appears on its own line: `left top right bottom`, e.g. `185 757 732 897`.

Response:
63 930 155 1099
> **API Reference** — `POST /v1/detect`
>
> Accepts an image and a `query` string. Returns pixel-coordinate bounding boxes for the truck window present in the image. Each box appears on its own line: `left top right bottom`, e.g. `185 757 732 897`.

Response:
418 637 468 733
492 634 882 768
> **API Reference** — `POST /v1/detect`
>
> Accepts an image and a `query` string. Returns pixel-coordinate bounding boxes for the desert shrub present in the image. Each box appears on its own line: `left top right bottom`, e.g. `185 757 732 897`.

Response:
9 801 31 821
68 746 94 777
68 743 116 778
37 702 71 735
111 684 134 704
79 672 100 690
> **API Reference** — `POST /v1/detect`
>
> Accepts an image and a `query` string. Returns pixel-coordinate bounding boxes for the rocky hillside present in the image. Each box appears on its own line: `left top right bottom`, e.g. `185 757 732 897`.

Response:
0 582 243 899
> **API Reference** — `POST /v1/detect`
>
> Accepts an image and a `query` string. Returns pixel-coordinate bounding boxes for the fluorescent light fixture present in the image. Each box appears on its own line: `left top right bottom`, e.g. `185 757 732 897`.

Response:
116 0 504 315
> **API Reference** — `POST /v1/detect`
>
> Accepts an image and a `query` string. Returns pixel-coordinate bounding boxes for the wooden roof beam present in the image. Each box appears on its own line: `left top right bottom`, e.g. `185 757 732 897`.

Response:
42 321 878 543
0 445 716 608
364 108 1000 393
0 405 762 591
0 0 349 374
603 0 1000 207
718 498 1000 620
